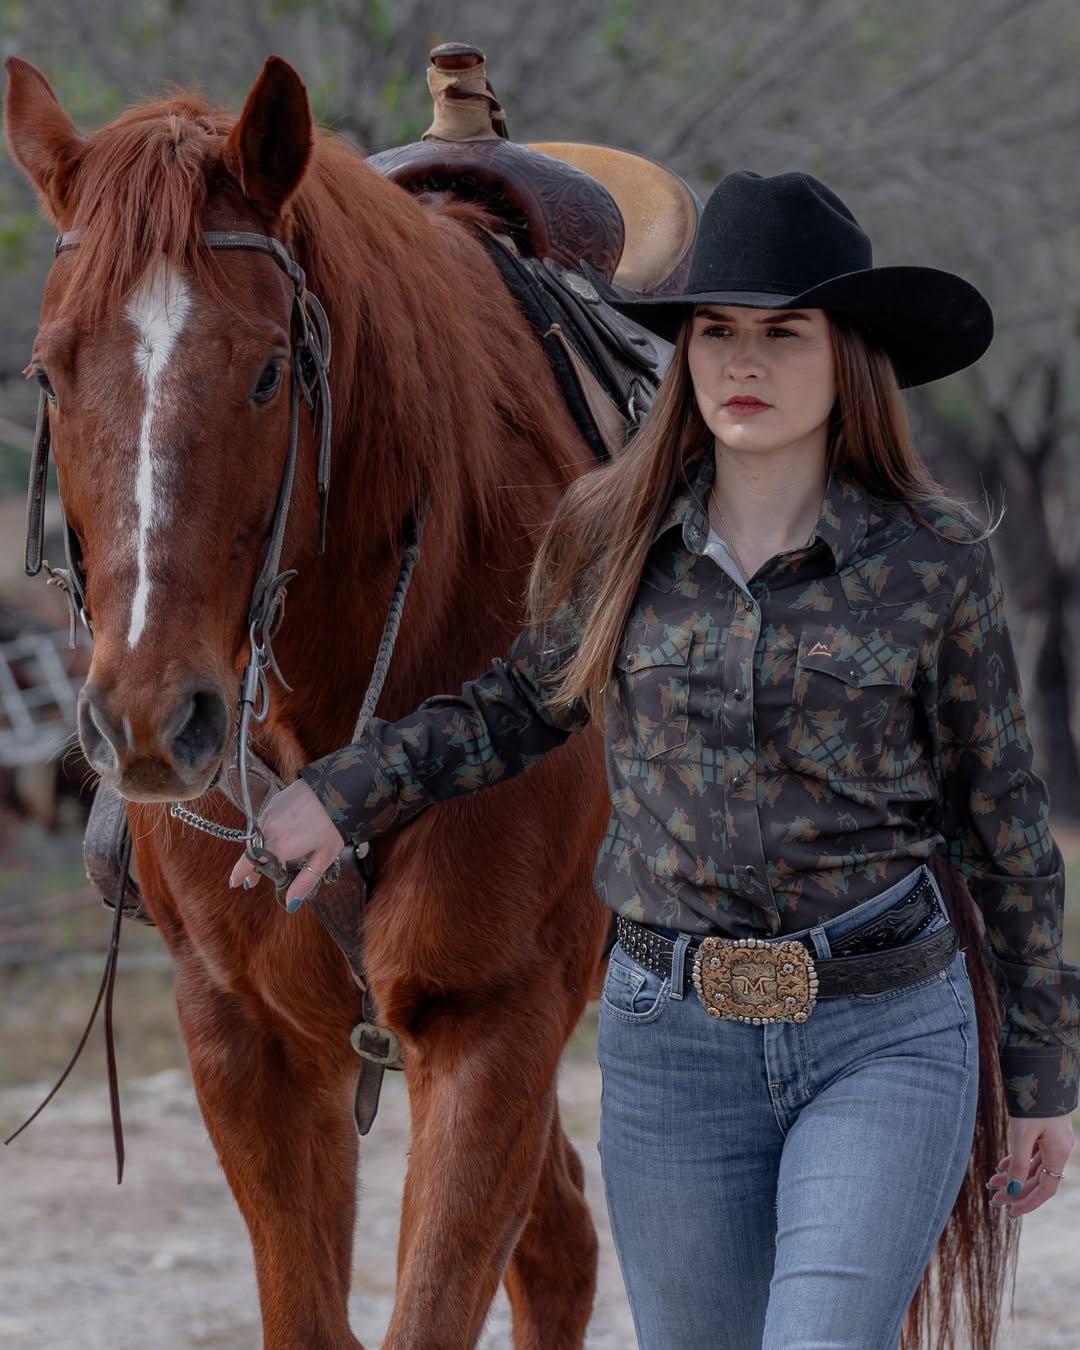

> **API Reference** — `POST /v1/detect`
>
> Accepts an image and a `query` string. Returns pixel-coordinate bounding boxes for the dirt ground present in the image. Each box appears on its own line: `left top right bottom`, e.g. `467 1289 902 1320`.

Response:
0 1052 1077 1350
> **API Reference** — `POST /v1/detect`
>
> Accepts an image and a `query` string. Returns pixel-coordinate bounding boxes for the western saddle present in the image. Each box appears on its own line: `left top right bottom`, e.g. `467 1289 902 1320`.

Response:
367 41 701 463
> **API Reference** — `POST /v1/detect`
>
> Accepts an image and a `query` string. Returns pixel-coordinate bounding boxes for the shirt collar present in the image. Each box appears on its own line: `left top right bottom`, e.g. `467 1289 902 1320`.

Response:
809 474 870 569
650 451 870 570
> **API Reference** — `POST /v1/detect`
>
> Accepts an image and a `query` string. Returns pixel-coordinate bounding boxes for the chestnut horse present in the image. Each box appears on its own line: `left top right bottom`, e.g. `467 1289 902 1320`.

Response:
6 56 612 1348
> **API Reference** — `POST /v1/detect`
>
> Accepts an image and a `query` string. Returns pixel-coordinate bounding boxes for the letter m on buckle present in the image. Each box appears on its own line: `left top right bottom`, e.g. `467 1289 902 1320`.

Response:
691 938 820 1025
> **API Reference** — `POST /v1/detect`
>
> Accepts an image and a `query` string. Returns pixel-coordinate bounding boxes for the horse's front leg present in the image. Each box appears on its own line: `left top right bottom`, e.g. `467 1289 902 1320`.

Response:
382 971 597 1350
502 1100 597 1350
173 949 364 1350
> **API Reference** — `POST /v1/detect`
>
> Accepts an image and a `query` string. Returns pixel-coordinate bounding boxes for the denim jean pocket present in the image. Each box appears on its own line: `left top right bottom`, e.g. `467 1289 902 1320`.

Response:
600 946 670 1023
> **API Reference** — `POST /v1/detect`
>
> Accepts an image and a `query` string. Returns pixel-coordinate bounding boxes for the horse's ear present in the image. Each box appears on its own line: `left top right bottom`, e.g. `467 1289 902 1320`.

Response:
222 56 313 221
4 57 86 223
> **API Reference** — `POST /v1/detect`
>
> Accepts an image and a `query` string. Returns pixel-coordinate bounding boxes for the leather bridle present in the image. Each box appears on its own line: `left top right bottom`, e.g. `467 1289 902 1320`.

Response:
25 228 398 878
28 230 332 632
26 220 432 882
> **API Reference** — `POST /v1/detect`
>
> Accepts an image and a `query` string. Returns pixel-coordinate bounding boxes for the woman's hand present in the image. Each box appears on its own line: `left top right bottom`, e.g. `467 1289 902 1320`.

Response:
229 778 346 912
987 1113 1075 1218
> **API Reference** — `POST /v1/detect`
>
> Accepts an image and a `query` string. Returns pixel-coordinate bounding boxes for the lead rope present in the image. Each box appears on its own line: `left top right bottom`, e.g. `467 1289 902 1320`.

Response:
4 826 131 1183
343 497 430 1135
351 497 430 743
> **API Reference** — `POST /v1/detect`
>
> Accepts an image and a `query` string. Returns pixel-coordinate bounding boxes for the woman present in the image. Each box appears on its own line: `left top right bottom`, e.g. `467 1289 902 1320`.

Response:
230 171 1077 1348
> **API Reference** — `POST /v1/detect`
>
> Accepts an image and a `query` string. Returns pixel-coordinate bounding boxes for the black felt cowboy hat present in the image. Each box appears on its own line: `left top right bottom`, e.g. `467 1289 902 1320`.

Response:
609 170 993 388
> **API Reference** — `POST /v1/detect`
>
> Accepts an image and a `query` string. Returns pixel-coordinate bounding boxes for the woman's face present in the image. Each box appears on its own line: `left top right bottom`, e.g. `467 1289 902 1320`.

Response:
686 306 836 460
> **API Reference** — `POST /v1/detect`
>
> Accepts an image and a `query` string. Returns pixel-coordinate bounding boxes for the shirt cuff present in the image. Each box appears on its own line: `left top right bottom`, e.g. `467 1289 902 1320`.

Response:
998 1045 1080 1117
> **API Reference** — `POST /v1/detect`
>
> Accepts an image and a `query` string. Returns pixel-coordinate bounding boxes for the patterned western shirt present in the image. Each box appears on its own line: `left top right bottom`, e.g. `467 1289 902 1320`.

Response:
300 451 1080 1117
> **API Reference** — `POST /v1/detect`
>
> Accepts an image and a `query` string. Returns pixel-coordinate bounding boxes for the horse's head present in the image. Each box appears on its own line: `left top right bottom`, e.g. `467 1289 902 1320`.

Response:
5 56 321 801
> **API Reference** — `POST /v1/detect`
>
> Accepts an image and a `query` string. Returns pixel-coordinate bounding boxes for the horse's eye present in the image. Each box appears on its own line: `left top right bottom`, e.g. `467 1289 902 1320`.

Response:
32 364 57 404
252 362 283 403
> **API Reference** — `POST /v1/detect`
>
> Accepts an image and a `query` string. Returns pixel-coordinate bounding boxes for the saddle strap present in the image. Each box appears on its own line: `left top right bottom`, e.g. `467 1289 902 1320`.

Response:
478 230 666 461
24 389 50 577
86 781 153 924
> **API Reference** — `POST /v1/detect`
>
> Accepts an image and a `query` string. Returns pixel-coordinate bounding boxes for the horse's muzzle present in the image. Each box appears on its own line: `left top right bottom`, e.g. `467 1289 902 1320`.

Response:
78 677 231 800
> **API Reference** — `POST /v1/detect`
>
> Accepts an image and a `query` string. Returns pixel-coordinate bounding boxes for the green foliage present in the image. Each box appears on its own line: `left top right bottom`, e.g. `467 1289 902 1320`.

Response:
0 444 53 494
598 0 639 62
266 0 311 17
0 209 38 272
924 379 984 435
362 0 397 48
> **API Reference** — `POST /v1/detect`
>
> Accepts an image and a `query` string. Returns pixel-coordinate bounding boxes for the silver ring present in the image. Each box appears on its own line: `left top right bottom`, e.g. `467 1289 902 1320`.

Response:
1041 1166 1065 1180
302 863 323 879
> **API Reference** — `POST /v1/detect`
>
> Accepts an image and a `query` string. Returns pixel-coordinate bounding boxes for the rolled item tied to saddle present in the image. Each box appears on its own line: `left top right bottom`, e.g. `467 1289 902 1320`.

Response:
423 42 508 141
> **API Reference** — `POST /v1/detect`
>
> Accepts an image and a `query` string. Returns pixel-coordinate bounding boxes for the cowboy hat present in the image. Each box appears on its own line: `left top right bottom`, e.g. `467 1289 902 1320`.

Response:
607 170 993 388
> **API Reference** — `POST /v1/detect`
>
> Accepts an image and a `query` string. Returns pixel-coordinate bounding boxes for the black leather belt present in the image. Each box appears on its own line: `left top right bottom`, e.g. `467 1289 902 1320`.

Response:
615 874 960 1022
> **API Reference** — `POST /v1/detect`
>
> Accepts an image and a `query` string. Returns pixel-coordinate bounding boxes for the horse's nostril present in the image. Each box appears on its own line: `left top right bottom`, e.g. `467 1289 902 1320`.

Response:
78 691 120 774
172 686 231 774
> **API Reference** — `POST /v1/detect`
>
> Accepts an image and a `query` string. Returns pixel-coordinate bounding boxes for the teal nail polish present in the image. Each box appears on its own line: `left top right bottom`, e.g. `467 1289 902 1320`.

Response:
286 896 303 914
1006 1180 1022 1197
242 877 253 891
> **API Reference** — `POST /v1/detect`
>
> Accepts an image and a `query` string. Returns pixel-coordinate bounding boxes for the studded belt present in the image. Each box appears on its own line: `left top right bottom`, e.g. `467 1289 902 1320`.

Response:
614 876 960 1026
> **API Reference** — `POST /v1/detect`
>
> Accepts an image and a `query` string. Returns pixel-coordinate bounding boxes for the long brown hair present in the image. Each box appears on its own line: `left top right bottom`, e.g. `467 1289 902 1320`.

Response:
528 312 994 729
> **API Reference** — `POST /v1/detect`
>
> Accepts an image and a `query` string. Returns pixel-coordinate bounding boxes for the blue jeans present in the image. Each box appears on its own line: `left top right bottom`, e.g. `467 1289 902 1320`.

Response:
597 865 979 1350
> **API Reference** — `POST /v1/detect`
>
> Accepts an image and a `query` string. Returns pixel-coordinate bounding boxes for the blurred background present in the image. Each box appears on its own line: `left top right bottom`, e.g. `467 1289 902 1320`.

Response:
0 2 1077 1346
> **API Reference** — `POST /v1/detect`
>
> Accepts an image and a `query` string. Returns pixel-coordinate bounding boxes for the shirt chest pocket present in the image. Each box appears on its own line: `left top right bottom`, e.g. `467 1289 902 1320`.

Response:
614 625 693 761
787 629 920 781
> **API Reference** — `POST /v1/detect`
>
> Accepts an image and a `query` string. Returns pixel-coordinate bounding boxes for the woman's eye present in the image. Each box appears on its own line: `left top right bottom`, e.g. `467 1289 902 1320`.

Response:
767 327 796 338
702 325 731 339
252 362 283 402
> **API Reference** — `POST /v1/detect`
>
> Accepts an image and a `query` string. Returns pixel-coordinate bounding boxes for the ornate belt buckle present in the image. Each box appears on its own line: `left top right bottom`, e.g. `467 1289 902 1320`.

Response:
691 937 818 1025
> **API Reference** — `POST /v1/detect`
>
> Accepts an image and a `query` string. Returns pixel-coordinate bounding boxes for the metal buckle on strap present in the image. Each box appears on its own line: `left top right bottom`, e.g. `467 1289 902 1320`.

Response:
691 937 819 1025
350 1020 404 1068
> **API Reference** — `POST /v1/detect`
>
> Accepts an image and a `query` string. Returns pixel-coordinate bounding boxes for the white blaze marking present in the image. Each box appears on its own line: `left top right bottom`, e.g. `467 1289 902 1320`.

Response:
124 263 191 648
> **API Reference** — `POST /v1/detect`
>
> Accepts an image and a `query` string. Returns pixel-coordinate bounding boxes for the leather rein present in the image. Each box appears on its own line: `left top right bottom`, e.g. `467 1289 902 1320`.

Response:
11 228 428 1177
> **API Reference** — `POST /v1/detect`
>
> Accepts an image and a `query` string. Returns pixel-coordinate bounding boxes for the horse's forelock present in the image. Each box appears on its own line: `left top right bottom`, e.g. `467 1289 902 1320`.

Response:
60 94 236 319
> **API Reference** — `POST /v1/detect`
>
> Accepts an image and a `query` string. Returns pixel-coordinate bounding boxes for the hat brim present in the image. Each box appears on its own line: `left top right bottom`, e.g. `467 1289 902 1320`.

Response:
607 266 993 388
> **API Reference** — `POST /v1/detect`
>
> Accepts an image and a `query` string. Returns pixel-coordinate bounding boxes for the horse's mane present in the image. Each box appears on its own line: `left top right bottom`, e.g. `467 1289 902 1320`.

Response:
61 91 585 560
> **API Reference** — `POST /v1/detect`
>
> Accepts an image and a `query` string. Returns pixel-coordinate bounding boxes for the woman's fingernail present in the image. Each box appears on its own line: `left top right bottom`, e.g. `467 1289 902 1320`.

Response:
242 877 253 891
1006 1180 1022 1197
286 896 303 914
985 1180 998 1191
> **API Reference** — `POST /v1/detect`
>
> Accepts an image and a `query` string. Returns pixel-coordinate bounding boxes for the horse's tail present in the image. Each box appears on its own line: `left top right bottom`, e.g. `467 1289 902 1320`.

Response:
902 854 1021 1350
